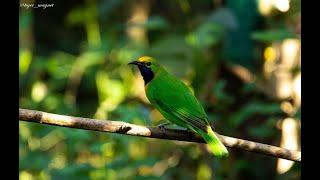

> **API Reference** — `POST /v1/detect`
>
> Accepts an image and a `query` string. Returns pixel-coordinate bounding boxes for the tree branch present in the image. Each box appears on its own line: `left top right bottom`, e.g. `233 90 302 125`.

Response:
19 108 301 162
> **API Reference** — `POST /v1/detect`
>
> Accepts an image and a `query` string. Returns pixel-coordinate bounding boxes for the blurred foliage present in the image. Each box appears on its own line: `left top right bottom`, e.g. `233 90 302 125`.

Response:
19 0 300 179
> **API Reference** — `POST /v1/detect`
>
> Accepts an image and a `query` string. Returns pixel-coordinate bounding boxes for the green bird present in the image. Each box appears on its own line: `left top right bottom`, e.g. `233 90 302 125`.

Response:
129 56 228 157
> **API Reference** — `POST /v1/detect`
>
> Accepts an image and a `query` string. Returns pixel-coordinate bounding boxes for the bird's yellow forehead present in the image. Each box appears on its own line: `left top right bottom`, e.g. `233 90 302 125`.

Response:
138 56 153 63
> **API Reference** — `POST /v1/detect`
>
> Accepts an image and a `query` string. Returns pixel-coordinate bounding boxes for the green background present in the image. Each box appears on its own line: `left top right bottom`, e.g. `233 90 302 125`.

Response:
19 0 301 179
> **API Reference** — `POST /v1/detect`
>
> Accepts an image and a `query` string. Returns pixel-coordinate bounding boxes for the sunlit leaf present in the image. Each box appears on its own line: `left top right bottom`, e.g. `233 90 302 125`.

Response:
19 49 32 74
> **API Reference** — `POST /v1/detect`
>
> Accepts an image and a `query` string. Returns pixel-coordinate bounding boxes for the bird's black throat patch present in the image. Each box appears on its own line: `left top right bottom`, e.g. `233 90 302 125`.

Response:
138 66 154 85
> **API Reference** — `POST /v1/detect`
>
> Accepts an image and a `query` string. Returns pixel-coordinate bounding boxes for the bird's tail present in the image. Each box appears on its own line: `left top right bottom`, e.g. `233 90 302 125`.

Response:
197 127 229 157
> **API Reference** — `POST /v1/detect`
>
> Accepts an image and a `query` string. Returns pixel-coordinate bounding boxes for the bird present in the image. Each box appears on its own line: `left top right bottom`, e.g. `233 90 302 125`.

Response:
129 56 228 157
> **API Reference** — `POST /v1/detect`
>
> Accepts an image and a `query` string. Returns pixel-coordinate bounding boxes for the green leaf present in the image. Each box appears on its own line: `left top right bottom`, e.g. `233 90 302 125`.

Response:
251 29 296 43
143 16 169 30
228 101 281 127
208 7 238 30
186 22 224 49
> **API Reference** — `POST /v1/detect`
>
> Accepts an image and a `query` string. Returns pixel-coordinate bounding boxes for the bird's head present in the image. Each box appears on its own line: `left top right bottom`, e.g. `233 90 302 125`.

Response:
128 56 161 85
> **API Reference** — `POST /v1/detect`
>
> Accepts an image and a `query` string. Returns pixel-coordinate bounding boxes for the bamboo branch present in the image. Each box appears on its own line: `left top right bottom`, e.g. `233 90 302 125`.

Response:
19 108 301 162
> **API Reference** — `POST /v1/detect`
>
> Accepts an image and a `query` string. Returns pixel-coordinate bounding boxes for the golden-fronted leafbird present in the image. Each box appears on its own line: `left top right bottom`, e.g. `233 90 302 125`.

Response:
129 56 228 157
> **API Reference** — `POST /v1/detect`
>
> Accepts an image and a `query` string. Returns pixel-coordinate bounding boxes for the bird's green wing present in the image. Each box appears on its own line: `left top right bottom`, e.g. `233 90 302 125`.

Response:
154 99 208 132
148 74 210 132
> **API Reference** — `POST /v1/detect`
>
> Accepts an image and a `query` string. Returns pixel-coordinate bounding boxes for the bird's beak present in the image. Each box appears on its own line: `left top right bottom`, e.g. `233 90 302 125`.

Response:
128 61 141 66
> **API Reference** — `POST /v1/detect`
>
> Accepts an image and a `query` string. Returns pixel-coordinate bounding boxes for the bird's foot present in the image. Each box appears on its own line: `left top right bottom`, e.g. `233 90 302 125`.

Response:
157 123 188 133
157 122 171 133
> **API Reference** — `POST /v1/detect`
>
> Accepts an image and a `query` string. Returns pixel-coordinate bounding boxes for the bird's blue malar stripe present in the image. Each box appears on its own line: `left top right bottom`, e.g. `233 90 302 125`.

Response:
138 66 154 85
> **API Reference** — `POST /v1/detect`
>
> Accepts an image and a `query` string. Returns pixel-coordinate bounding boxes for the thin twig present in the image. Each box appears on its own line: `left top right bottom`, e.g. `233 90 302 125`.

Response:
19 108 301 162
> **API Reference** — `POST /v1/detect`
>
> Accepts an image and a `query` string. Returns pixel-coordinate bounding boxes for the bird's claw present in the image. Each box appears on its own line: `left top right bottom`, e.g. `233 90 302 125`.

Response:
157 122 171 133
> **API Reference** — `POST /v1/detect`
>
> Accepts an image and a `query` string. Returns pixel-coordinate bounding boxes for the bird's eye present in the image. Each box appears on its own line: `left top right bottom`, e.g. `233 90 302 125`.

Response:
146 62 151 66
